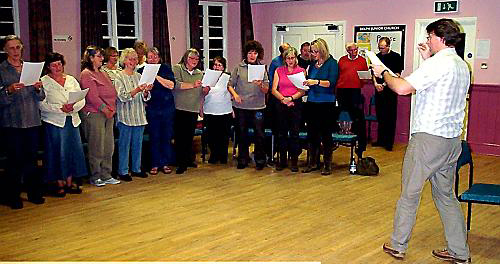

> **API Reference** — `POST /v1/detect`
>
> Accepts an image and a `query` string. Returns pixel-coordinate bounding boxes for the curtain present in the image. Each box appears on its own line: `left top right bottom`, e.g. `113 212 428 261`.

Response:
188 0 202 52
153 0 172 64
28 0 52 61
240 0 254 58
81 0 104 52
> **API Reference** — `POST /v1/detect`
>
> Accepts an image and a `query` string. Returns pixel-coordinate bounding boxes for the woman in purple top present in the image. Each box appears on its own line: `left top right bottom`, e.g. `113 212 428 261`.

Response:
80 46 121 187
271 47 306 172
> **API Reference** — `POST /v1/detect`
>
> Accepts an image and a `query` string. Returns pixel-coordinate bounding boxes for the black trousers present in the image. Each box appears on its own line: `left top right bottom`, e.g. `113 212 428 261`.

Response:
174 110 198 168
2 127 44 202
204 113 232 163
375 86 398 148
234 108 266 166
336 88 367 156
305 102 337 158
275 100 302 158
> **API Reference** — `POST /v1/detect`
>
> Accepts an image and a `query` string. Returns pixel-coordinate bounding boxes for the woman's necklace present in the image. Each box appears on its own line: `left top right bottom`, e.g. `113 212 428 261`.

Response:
316 60 323 68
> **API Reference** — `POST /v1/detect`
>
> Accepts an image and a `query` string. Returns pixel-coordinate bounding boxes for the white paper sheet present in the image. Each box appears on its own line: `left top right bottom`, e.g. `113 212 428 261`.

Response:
213 73 230 91
248 64 266 82
287 72 309 90
365 50 397 77
19 62 44 86
202 69 223 87
138 64 161 85
357 70 372 80
68 88 89 104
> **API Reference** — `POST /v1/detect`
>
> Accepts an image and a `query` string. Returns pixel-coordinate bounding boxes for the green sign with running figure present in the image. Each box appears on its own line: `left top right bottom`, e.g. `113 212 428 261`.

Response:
434 1 459 13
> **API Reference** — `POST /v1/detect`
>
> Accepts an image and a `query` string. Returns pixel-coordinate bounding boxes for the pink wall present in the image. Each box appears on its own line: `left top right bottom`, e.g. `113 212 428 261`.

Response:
251 0 500 84
250 0 500 143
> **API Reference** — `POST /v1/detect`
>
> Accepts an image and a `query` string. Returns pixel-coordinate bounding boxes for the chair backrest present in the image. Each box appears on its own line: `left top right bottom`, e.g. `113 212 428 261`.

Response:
455 140 474 196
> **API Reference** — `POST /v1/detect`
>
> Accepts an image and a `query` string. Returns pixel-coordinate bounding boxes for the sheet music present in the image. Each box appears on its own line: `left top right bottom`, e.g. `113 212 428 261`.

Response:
19 62 44 86
202 69 223 87
138 64 161 85
365 50 397 77
68 88 89 104
248 64 266 82
287 72 309 90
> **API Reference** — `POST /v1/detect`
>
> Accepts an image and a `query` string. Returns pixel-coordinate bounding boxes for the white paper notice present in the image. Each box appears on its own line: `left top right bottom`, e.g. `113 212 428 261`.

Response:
202 69 223 87
476 39 490 59
19 62 44 86
357 70 372 80
138 64 161 85
365 50 397 77
248 64 266 82
287 72 309 90
68 88 89 104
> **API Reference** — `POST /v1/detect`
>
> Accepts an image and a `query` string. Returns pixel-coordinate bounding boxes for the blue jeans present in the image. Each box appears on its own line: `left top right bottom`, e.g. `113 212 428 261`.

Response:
117 122 145 175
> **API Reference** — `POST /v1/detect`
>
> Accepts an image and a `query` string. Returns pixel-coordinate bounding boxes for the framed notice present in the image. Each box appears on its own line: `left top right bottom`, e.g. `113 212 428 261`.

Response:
354 24 406 70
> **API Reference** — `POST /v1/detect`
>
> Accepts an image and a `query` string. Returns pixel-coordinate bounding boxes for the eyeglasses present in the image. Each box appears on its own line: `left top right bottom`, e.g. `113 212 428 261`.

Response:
310 50 319 54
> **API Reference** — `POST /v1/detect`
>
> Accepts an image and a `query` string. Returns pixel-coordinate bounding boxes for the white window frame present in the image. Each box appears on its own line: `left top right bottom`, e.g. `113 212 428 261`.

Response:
197 1 228 68
103 0 142 50
0 0 20 39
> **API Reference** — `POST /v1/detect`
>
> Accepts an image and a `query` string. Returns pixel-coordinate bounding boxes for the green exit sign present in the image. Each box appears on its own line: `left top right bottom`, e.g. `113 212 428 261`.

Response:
434 1 459 13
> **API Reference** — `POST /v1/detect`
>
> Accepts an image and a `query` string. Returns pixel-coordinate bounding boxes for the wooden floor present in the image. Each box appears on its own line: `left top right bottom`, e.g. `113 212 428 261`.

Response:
0 143 499 263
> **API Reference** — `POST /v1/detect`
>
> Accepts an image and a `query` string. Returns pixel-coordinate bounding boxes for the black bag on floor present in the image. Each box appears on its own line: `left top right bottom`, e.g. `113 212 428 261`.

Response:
356 157 379 176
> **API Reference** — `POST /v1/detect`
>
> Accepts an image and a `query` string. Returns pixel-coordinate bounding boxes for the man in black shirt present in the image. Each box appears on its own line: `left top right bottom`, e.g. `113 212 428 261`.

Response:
372 37 403 151
298 42 311 70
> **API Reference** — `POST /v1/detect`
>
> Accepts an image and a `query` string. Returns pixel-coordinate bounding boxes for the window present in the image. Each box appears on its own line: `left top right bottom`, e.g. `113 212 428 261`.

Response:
198 1 227 68
0 0 19 60
101 0 141 50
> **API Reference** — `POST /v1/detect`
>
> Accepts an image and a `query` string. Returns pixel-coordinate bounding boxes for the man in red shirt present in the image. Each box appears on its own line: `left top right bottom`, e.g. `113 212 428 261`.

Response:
336 42 368 159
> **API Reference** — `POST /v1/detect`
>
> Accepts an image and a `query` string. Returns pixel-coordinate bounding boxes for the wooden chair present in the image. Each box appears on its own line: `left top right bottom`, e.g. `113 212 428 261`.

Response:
454 140 500 231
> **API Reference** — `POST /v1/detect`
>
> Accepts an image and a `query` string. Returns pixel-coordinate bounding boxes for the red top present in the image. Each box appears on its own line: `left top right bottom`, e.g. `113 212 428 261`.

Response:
276 65 306 96
336 55 368 89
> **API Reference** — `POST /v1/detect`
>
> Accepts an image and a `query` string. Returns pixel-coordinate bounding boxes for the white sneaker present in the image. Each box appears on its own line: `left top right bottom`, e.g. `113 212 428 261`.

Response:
104 178 121 185
90 179 106 187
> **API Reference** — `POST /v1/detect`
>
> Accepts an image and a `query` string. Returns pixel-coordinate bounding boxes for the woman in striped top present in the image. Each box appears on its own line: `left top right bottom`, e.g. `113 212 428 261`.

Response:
114 48 152 181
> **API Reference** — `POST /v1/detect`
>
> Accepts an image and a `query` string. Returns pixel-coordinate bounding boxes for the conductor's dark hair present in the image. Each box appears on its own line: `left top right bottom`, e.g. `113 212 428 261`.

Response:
426 18 462 47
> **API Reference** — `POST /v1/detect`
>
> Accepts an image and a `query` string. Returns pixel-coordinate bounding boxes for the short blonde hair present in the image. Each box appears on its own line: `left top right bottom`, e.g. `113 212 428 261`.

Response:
311 38 330 61
119 48 137 65
179 48 200 65
283 47 299 67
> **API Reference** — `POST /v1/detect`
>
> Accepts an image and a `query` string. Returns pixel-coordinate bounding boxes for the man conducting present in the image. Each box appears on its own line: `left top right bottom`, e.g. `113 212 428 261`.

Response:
372 18 470 264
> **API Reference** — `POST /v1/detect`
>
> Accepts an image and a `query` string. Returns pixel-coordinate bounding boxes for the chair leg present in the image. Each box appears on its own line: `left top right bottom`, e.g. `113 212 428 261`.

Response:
467 202 471 231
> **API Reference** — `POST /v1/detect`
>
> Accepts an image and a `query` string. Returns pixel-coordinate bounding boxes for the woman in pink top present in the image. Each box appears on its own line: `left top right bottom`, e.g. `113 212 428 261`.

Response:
271 47 306 172
80 46 120 187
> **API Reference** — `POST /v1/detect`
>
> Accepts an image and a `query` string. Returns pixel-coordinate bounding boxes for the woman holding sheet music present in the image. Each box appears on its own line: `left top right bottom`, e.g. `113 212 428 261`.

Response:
172 48 203 174
228 40 269 170
114 48 152 181
302 38 339 176
139 47 176 175
271 47 306 172
0 35 45 209
39 52 88 196
202 56 233 164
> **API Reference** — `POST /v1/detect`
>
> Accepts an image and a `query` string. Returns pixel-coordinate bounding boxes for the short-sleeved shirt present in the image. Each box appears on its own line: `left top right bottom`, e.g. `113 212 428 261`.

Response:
405 48 470 138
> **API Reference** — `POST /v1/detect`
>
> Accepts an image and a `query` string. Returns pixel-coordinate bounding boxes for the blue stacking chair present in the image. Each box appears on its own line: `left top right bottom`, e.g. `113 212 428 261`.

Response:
365 95 377 142
455 140 500 231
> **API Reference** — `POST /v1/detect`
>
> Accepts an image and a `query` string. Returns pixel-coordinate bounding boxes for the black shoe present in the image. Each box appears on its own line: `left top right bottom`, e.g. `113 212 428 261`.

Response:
219 158 228 164
275 164 285 171
256 163 265 170
384 145 393 151
290 165 299 172
237 163 247 169
302 166 320 173
188 162 197 168
28 196 45 205
10 198 23 209
65 185 82 194
119 174 133 181
131 171 148 178
208 157 217 164
176 167 187 174
372 141 383 147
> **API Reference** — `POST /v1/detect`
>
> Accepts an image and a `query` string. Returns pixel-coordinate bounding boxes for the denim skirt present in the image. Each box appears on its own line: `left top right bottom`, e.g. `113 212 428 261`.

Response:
43 116 88 182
